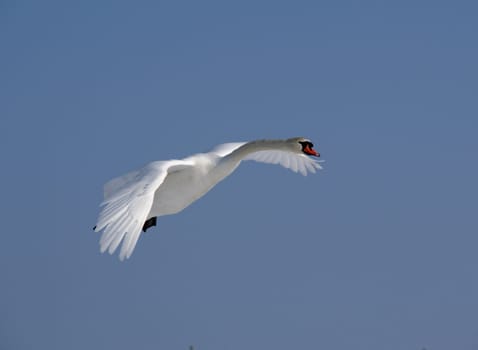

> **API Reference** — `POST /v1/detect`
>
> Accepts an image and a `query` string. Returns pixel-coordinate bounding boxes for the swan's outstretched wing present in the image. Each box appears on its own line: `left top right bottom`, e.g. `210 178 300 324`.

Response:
244 150 323 176
94 160 193 260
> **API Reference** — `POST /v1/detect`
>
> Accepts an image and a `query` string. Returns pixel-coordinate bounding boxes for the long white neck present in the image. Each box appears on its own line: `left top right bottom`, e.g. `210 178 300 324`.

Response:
208 139 286 183
225 139 292 163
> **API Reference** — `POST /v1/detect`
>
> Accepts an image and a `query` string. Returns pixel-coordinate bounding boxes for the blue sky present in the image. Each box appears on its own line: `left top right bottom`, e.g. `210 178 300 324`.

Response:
2 1 478 349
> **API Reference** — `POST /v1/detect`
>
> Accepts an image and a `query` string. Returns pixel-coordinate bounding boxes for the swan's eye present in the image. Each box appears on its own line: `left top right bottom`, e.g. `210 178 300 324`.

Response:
299 141 313 148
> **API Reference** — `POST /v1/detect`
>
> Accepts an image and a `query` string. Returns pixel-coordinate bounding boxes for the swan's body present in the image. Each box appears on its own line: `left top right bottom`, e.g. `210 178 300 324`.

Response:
94 137 322 260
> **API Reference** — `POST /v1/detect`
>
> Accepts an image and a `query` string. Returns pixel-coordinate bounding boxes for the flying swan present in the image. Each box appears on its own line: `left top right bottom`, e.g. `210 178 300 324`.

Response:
94 137 322 260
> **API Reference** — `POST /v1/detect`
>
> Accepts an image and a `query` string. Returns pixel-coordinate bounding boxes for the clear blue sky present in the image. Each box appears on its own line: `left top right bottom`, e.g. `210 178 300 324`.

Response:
2 1 478 349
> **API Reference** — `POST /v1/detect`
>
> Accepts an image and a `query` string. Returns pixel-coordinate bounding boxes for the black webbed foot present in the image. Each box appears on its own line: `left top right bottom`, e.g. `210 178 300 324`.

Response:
142 217 157 232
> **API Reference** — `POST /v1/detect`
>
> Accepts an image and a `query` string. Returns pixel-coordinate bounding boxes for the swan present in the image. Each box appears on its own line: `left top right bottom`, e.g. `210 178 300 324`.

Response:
94 137 322 260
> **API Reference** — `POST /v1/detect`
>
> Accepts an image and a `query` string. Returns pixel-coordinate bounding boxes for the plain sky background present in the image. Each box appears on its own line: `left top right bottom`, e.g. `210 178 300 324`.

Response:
2 1 478 349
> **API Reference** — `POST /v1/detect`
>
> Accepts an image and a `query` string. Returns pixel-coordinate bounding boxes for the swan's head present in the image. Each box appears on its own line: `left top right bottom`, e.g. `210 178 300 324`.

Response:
290 137 320 157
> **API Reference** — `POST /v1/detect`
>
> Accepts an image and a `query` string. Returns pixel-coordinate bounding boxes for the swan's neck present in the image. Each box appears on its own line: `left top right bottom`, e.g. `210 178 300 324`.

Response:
226 139 290 162
213 139 291 182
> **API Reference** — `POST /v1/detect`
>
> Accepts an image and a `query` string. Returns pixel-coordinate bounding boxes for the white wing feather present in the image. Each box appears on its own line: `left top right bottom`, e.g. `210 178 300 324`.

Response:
94 160 192 260
103 169 141 201
244 150 322 176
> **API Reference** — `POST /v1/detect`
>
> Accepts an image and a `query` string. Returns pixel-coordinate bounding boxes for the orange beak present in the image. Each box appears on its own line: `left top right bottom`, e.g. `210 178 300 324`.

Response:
304 144 320 157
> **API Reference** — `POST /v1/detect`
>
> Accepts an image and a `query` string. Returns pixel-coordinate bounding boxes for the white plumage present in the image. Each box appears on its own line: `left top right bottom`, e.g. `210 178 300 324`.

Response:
94 137 322 260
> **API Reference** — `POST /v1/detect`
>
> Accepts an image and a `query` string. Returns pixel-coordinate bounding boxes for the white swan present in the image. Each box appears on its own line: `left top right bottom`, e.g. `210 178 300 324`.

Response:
94 137 322 260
